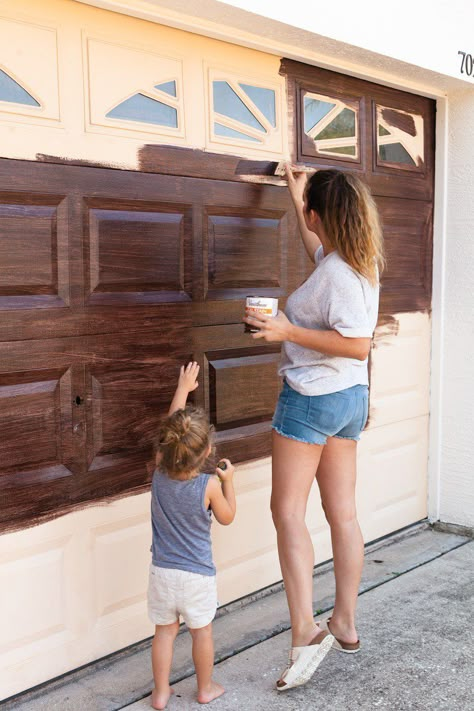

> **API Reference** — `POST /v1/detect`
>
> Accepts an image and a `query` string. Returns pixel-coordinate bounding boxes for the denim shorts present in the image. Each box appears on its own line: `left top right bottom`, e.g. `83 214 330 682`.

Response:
272 380 369 445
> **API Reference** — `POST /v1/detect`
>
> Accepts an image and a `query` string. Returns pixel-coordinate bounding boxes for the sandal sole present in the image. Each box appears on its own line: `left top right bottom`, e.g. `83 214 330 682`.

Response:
276 634 334 691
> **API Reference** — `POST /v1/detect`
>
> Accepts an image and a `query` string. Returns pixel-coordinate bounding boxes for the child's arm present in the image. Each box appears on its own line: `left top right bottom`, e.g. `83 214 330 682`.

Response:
206 459 236 526
168 361 200 415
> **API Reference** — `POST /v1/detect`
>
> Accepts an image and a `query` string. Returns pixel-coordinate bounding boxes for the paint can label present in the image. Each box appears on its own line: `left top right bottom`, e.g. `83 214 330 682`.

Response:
245 296 278 333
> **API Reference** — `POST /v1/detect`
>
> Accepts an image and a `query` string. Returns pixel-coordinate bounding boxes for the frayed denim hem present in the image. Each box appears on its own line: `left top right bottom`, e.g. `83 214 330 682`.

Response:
332 433 360 442
272 425 326 446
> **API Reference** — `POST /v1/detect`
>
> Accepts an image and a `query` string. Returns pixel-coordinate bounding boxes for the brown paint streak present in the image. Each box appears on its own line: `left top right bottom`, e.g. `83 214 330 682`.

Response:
37 150 282 184
138 144 281 184
36 153 117 170
0 483 151 536
381 108 417 137
373 314 401 347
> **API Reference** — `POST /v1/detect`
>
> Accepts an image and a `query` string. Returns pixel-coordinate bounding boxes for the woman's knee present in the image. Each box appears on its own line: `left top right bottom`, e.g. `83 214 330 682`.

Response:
323 501 358 528
270 498 305 530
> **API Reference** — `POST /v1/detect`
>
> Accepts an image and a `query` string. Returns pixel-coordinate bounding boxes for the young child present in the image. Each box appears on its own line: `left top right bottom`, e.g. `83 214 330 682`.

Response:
148 361 236 709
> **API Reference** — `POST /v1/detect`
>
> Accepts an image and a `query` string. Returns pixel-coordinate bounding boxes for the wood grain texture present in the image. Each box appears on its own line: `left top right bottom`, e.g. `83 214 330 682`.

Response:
193 325 282 465
0 156 299 532
376 197 433 315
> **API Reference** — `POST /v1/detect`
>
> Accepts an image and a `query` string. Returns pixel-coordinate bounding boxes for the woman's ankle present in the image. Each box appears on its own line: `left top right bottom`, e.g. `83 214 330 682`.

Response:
328 614 358 642
291 619 321 647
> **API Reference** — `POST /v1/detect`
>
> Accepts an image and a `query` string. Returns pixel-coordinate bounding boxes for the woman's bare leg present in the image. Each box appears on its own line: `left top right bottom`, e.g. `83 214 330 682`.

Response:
316 436 363 644
271 431 324 647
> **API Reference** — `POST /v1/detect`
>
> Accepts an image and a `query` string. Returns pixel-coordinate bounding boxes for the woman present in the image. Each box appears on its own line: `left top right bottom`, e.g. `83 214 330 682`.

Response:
244 166 384 691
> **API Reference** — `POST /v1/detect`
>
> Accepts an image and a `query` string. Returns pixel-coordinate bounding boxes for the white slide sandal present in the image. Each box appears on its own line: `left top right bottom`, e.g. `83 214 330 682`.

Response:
318 617 361 654
276 629 334 691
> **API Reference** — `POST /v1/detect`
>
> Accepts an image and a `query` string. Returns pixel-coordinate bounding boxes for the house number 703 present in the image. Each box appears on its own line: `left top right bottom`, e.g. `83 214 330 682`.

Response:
458 51 474 76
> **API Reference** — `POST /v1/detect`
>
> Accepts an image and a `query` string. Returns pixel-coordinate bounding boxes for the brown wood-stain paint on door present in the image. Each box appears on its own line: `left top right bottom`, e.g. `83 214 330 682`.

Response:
0 154 298 532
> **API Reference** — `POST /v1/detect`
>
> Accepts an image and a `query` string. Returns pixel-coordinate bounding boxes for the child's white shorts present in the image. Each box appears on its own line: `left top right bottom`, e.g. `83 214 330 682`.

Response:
147 564 217 629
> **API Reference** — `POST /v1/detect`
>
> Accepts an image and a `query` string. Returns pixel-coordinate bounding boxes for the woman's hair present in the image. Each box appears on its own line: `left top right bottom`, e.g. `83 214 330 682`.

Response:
304 170 385 284
157 405 213 479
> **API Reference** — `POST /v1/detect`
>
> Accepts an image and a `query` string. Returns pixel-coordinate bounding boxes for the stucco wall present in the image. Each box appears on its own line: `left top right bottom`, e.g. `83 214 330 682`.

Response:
440 89 474 527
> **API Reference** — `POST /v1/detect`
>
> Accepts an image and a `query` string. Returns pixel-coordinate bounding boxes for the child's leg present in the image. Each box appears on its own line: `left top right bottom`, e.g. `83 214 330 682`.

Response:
151 621 180 710
189 623 225 704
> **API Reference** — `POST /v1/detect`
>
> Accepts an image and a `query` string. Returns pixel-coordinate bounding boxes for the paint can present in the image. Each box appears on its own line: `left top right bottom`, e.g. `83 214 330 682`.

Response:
245 296 278 333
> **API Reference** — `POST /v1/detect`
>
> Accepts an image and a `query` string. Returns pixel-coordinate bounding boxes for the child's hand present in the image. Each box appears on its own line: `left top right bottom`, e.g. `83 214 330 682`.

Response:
216 458 234 482
178 361 200 393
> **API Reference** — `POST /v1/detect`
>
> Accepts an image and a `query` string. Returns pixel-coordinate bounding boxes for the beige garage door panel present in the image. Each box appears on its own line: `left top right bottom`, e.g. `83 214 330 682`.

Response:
357 416 429 542
370 312 431 428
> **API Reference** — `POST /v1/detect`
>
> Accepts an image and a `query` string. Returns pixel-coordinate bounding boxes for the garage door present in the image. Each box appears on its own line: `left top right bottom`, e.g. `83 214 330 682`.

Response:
0 155 300 532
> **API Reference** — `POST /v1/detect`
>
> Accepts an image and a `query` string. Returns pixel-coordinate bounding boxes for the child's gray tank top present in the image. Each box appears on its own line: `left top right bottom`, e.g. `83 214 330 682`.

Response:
151 469 215 576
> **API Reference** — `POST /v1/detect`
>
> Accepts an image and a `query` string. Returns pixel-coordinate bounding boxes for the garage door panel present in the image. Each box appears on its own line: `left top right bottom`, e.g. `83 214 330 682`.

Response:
370 312 431 427
0 193 70 310
377 197 432 315
0 369 74 475
193 324 280 463
209 353 280 426
85 199 193 305
198 179 298 306
357 416 429 542
83 327 191 475
205 208 286 298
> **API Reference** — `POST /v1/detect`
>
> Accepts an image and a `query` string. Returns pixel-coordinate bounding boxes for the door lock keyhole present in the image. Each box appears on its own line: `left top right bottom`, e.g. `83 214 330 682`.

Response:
74 395 84 406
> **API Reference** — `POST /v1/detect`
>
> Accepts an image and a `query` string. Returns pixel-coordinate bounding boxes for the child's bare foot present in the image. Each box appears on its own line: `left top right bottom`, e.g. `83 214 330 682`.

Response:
197 681 225 704
151 686 174 710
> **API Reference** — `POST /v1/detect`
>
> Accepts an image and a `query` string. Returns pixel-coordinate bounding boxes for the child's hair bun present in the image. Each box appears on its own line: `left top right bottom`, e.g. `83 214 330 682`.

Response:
157 405 213 479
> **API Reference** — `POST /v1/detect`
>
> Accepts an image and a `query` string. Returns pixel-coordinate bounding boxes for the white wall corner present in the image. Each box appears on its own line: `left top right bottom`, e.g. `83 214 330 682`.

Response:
439 88 474 527
428 96 448 523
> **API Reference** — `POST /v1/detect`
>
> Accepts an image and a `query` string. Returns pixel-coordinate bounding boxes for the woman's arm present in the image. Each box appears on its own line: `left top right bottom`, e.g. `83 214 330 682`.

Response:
243 311 371 361
286 165 321 262
287 324 370 361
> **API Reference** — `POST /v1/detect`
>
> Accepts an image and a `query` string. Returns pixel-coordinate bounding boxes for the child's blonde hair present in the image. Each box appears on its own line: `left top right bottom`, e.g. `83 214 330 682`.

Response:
305 169 385 285
157 405 213 479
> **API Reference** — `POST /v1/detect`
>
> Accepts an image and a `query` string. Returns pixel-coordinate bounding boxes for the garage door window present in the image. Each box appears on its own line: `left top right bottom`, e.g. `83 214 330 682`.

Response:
209 73 281 152
376 105 424 170
106 80 180 129
0 68 40 107
303 91 359 160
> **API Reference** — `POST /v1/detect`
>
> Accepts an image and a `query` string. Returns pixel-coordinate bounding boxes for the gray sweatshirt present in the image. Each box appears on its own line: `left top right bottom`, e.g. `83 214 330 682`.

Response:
279 246 379 396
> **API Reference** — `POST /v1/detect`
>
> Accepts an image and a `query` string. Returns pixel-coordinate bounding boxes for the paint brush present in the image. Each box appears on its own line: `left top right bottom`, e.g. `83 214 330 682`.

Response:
233 159 282 178
273 161 316 176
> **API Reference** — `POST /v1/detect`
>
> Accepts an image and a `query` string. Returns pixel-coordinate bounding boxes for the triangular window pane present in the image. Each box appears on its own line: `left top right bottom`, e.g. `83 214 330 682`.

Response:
320 145 357 156
304 97 335 133
107 93 177 127
315 108 355 140
213 81 265 132
239 83 276 126
0 69 40 107
378 125 391 136
379 142 416 166
155 81 176 97
214 122 261 142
